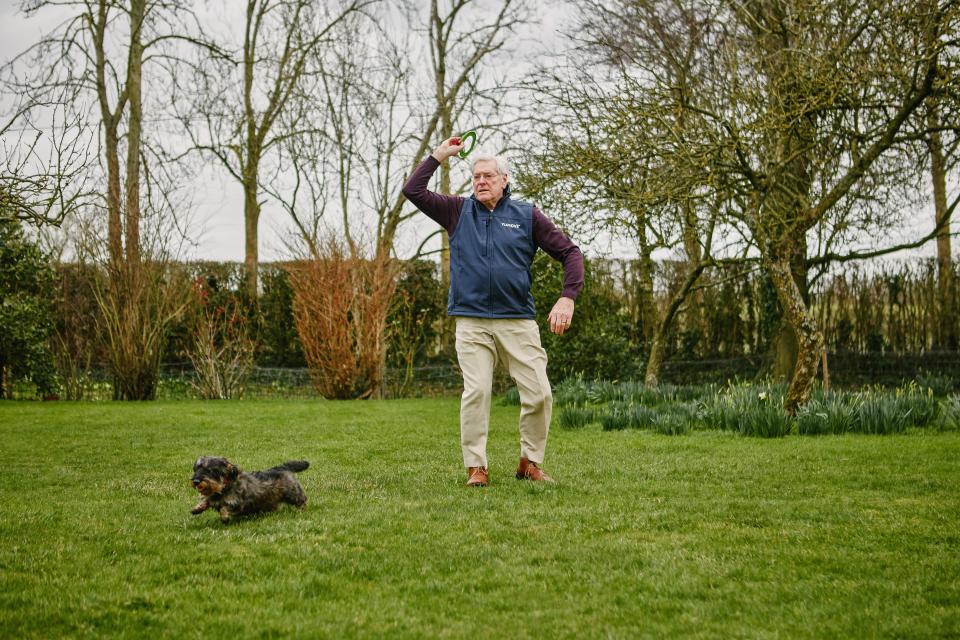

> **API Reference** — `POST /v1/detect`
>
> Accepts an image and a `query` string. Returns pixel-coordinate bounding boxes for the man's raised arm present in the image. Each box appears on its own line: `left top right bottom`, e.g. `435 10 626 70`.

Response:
401 137 468 235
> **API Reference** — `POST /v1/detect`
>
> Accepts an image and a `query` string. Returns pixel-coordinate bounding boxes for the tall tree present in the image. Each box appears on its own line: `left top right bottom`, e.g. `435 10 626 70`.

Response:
274 0 529 396
923 3 960 350
5 0 197 399
926 98 959 349
722 0 958 412
173 0 375 300
518 0 729 386
267 0 528 263
533 0 959 412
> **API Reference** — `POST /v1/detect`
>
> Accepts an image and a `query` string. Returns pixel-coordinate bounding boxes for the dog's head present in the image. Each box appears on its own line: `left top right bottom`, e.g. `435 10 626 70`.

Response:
191 457 239 496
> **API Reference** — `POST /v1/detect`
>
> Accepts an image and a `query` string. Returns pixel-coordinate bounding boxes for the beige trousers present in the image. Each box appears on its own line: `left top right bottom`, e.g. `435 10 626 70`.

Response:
455 317 552 469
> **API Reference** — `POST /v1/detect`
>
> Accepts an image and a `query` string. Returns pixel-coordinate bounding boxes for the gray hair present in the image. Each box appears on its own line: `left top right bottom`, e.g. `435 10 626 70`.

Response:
471 152 509 176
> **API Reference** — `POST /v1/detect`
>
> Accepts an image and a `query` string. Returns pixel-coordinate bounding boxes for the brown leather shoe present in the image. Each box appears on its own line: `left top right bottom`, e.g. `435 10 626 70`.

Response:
466 466 489 487
516 457 553 482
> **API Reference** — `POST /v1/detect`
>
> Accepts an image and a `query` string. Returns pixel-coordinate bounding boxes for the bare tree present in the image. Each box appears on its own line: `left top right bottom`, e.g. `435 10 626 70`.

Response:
518 0 732 386
926 97 959 349
922 0 960 349
0 104 94 227
172 0 376 300
718 0 959 412
274 0 530 391
524 0 959 412
4 0 200 399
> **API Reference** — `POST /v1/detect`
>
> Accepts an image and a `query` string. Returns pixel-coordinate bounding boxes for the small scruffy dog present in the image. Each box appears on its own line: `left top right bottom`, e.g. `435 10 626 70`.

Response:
191 456 309 523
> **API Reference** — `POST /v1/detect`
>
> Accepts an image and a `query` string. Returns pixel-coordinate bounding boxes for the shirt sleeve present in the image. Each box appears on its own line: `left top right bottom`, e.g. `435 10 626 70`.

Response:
532 207 585 301
401 156 465 236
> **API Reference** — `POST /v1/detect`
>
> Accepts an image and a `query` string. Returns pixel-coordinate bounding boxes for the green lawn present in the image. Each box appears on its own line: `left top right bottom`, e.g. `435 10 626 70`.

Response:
1 399 958 639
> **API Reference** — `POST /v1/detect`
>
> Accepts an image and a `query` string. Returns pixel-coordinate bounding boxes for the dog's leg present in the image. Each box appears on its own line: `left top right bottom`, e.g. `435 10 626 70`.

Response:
218 506 233 523
191 498 210 515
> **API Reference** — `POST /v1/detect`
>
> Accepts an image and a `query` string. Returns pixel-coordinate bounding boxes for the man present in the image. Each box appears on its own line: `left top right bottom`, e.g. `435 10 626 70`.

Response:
402 135 584 487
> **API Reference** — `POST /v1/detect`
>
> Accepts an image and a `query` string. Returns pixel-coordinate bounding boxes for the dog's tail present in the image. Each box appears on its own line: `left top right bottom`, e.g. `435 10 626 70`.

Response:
276 460 309 473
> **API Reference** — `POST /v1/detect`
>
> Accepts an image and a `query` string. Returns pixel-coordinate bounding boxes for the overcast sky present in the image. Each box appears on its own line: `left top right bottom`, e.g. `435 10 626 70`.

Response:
0 2 949 266
0 1 585 263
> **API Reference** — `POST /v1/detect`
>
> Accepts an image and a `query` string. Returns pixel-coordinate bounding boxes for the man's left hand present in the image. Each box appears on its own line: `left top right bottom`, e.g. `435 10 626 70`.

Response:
548 297 575 335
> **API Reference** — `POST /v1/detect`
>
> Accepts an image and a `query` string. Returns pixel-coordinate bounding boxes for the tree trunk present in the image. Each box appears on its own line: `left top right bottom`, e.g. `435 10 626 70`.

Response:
124 0 144 266
104 129 124 267
766 253 823 415
927 104 956 349
433 0 454 350
680 200 706 346
243 179 260 301
644 333 666 387
643 262 706 387
439 188 453 350
771 202 811 380
93 0 123 267
635 245 656 347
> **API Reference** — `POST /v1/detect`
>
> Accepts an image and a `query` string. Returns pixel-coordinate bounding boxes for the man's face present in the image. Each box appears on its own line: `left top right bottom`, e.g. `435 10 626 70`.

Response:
472 160 508 209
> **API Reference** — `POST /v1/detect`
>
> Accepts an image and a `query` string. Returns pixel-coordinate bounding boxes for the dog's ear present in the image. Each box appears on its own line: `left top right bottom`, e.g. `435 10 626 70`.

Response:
226 463 238 481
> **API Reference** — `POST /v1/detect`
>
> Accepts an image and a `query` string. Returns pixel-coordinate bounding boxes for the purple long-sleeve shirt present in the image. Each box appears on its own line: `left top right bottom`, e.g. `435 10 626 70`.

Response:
402 156 584 301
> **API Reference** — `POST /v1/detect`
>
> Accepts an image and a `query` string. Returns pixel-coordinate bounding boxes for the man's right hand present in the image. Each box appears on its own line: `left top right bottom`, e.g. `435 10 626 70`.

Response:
431 136 465 163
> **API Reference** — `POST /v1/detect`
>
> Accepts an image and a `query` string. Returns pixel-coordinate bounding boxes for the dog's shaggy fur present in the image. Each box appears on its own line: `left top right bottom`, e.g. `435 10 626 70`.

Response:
191 456 309 523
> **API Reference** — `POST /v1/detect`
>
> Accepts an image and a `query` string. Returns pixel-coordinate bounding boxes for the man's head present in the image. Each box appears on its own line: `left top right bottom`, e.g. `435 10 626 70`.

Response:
471 153 509 210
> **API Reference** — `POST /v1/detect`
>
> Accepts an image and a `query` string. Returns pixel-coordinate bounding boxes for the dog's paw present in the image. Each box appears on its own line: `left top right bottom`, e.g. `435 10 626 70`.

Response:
191 499 209 515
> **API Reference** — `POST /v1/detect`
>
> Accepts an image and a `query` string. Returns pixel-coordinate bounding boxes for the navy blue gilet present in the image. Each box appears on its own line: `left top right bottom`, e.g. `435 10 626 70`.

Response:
448 186 537 319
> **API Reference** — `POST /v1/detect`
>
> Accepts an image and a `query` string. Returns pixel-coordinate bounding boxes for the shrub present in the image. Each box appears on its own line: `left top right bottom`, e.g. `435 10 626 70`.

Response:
259 264 306 367
894 383 941 428
0 219 57 397
599 401 659 431
739 400 793 438
854 392 913 434
937 395 960 431
630 382 667 405
94 261 191 401
699 392 740 432
583 380 614 404
914 370 957 397
848 383 940 434
185 277 255 400
700 384 792 437
52 264 104 400
795 392 860 435
669 383 720 403
558 406 595 429
532 253 641 382
288 243 399 400
386 260 445 395
500 386 521 406
553 376 588 407
651 411 690 435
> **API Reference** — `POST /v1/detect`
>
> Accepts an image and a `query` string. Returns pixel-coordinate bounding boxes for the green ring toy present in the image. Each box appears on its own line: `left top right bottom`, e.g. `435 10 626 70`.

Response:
458 130 478 158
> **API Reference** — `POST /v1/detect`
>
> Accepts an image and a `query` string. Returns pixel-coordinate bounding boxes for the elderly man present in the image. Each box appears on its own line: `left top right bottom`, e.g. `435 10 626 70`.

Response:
402 136 584 487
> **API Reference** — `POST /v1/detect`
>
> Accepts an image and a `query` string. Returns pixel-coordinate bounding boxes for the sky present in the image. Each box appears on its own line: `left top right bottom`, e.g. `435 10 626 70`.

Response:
0 1 581 264
0 1 951 266
1 2 293 262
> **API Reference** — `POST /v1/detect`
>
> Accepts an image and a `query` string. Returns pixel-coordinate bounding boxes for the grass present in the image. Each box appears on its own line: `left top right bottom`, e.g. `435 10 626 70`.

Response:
1 399 959 639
